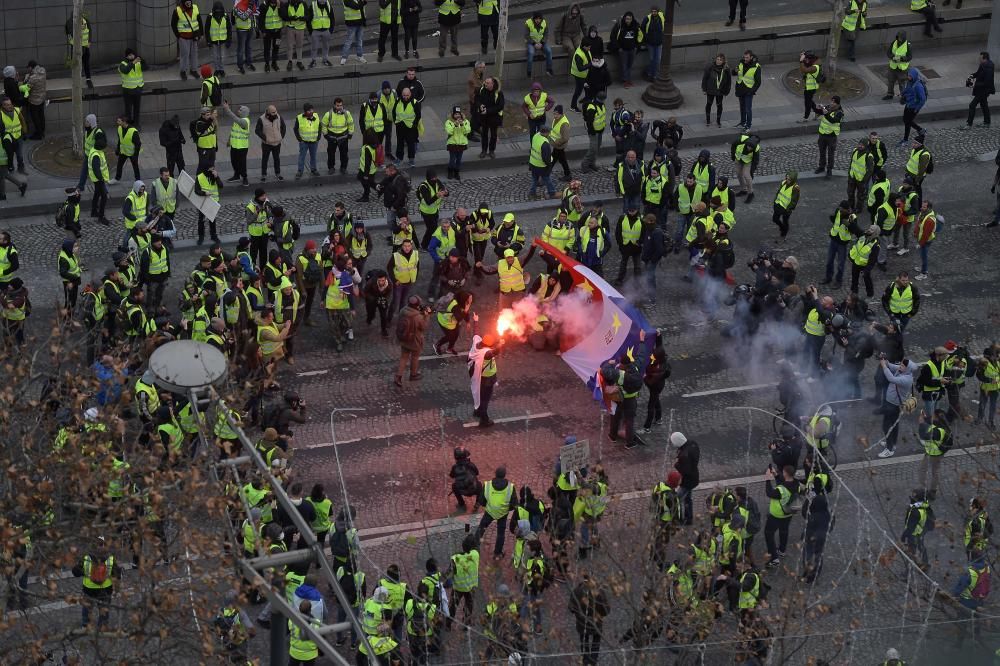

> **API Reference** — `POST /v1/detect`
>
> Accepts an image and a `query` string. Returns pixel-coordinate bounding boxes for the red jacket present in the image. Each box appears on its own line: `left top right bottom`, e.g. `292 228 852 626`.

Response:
914 211 936 245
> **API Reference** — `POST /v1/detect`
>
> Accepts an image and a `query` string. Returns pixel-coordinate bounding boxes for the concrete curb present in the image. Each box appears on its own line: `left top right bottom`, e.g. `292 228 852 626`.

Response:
0 104 971 218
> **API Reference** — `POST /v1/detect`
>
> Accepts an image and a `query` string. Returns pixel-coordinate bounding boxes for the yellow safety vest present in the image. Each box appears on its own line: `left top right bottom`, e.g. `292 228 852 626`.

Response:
1 109 22 141
82 555 115 589
849 149 869 181
208 16 228 41
849 236 876 266
392 252 418 284
523 92 549 119
906 148 928 177
528 133 550 168
146 246 169 275
803 308 824 336
818 112 840 136
438 0 460 14
774 182 795 209
691 163 710 192
478 0 497 14
286 2 306 29
153 177 177 214
737 62 760 89
230 117 250 149
362 104 386 133
842 0 866 31
888 284 913 314
587 103 606 131
288 619 320 661
196 122 217 150
325 279 350 310
311 1 332 28
805 64 820 91
394 100 417 128
117 126 138 157
525 18 547 42
124 190 148 229
263 4 284 29
570 47 591 78
867 179 889 207
620 216 641 244
176 5 202 33
889 39 909 70
297 114 320 142
257 321 282 356
829 210 853 241
451 551 479 592
119 60 144 89
197 172 219 201
343 0 363 21
87 146 109 183
380 0 401 23
981 360 1000 392
497 259 525 293
431 227 456 259
322 110 353 136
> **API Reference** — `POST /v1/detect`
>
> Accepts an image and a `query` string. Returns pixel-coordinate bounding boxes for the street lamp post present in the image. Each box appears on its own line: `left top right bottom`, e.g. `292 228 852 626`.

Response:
642 0 684 109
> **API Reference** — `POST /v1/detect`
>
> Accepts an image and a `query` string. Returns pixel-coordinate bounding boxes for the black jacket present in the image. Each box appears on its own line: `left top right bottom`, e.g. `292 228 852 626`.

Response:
379 172 410 211
158 117 186 153
674 441 700 489
474 85 505 123
401 0 422 26
972 59 996 96
702 63 732 96
3 77 24 107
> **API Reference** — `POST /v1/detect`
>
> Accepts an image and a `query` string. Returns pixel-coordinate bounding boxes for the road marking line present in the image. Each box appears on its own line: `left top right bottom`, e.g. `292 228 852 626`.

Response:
305 433 392 449
681 383 778 398
296 369 330 377
461 411 555 428
357 443 1000 547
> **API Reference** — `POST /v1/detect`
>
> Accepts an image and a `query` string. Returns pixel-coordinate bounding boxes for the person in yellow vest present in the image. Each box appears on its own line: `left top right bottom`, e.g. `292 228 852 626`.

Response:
118 49 144 129
525 12 554 78
387 237 420 312
191 106 219 173
194 166 223 245
231 0 256 73
305 0 335 66
321 97 354 175
883 30 911 100
905 135 932 202
199 64 222 111
281 0 309 70
880 271 919 331
814 95 843 179
848 224 880 298
219 101 250 186
112 115 141 184
0 129 27 199
72 536 119 628
479 248 528 310
392 87 421 168
436 0 464 57
257 305 292 387
798 51 822 121
56 238 82 314
275 274 302 362
286 600 322 665
841 0 867 61
171 0 204 80
325 255 358 352
522 82 554 137
527 125 556 199
0 96 25 175
293 102 321 178
205 2 231 76
377 0 402 61
65 14 95 86
138 233 171 310
913 199 936 280
911 0 942 37
976 345 1000 429
445 105 471 180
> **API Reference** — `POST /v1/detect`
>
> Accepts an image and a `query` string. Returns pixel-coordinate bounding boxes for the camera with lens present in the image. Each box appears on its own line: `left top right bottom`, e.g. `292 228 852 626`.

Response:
747 248 779 272
724 283 754 307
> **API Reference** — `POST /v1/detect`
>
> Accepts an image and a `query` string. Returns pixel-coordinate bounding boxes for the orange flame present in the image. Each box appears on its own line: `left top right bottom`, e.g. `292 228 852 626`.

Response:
496 309 521 338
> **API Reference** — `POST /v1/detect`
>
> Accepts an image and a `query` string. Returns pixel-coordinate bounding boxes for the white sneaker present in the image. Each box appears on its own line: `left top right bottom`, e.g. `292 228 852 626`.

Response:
340 56 347 65
108 178 118 185
347 329 355 340
886 243 898 250
357 56 368 64
914 272 928 280
878 448 895 458
896 248 909 256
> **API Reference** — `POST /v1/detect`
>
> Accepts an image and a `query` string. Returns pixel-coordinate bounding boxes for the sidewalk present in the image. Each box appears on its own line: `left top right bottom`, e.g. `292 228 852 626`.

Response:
2 42 987 219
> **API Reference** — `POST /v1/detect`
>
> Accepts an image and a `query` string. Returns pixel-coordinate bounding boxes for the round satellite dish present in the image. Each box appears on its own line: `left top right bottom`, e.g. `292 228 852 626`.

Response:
148 340 228 393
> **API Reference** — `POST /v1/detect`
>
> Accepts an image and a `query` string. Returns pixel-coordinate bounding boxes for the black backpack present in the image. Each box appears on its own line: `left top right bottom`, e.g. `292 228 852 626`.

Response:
260 402 282 431
55 203 69 228
408 600 430 636
208 84 223 107
330 528 350 562
622 365 644 394
290 219 301 241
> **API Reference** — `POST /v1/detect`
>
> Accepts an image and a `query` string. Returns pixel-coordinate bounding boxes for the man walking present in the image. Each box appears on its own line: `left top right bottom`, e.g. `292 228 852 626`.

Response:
877 357 913 458
476 466 517 557
394 294 429 386
672 432 699 525
963 52 995 129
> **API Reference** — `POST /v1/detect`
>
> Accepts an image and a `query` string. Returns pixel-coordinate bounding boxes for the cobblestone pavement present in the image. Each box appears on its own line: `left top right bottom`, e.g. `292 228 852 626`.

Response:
9 121 999 272
5 121 1000 663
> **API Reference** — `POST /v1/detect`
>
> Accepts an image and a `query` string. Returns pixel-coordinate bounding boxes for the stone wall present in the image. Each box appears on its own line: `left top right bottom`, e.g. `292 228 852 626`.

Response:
0 0 138 73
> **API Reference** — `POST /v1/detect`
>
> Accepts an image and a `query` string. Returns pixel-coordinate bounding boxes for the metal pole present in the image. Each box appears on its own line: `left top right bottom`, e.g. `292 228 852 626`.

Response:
214 392 376 664
989 0 1000 58
495 0 510 80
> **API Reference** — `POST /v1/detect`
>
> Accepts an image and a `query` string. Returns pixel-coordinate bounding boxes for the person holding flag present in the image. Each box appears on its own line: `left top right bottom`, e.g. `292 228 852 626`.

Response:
469 331 502 427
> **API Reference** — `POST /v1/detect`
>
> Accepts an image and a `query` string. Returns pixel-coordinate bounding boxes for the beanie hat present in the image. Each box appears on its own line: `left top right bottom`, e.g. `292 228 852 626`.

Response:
2 66 15 78
238 105 250 118
381 80 391 89
670 432 687 447
200 64 213 78
304 240 317 250
85 113 97 127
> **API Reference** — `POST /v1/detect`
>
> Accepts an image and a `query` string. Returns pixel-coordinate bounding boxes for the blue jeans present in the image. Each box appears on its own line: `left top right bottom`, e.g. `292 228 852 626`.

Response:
622 193 640 213
644 260 659 301
646 44 662 78
77 158 89 190
824 239 847 283
236 29 253 67
336 604 359 644
739 94 754 127
674 213 692 245
529 166 555 196
526 43 553 75
528 117 545 136
919 242 931 274
620 49 636 81
342 26 364 57
297 141 318 173
447 150 463 171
